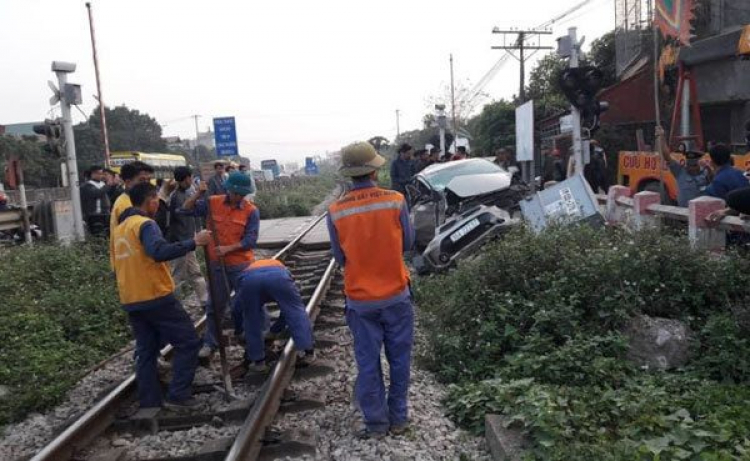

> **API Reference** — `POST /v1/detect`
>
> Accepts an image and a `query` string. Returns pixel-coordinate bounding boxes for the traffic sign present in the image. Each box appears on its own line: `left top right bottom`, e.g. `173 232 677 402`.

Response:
213 117 238 156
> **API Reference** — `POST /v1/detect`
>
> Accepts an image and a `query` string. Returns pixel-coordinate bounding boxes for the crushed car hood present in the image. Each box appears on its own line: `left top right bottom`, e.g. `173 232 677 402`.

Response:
445 173 512 198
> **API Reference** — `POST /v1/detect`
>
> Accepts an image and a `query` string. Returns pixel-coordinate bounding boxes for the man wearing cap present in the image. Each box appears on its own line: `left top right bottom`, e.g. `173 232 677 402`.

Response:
390 143 415 195
182 171 260 359
656 126 710 206
327 142 415 439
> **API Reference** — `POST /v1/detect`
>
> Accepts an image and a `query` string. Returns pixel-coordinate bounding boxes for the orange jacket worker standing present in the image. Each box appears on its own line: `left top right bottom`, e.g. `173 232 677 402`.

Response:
326 142 415 439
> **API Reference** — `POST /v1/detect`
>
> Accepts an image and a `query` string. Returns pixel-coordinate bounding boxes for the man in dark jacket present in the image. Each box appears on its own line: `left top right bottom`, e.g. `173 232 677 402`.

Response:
80 165 111 236
169 166 208 306
390 143 414 194
113 182 211 410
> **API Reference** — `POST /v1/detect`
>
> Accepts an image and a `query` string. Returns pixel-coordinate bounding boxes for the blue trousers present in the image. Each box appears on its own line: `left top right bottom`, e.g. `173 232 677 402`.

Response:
127 298 201 407
204 262 248 348
235 267 314 362
346 299 414 433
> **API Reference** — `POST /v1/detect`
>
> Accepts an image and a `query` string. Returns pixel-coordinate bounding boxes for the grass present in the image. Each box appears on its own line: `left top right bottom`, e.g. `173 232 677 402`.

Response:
0 241 129 428
253 174 337 219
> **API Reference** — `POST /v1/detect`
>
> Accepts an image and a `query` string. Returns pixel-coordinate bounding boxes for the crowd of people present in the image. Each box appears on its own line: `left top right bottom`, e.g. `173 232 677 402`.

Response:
80 150 417 439
388 142 472 194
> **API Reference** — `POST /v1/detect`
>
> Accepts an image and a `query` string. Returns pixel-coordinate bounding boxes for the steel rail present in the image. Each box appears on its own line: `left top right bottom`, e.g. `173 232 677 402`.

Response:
225 257 337 461
272 212 328 261
30 211 330 461
30 316 205 461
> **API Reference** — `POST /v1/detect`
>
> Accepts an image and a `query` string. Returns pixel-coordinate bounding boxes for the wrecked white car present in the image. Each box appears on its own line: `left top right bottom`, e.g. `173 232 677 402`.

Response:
406 158 528 272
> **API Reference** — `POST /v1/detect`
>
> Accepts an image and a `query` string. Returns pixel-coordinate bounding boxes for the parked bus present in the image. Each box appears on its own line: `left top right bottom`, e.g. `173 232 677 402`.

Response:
260 159 280 179
618 150 750 202
110 151 188 180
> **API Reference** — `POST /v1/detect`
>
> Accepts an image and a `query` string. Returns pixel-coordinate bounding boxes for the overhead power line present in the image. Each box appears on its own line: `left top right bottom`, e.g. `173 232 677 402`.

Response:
459 0 598 110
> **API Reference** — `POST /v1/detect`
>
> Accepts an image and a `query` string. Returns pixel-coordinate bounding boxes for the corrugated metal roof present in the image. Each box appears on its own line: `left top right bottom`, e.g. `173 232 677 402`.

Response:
1 122 41 137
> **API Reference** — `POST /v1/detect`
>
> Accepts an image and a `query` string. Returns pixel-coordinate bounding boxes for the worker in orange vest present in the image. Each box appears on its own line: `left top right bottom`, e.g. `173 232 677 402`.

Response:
182 172 260 359
233 259 315 372
326 142 415 439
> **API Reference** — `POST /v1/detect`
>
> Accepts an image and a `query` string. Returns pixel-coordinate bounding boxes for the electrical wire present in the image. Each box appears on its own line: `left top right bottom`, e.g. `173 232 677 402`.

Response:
460 0 600 110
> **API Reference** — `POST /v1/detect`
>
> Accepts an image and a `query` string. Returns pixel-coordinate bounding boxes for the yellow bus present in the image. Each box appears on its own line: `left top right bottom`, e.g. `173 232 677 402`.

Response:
110 151 188 180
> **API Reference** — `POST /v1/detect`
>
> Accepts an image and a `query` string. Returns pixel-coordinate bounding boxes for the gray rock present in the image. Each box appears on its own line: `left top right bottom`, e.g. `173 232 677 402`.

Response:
624 314 692 370
0 385 10 399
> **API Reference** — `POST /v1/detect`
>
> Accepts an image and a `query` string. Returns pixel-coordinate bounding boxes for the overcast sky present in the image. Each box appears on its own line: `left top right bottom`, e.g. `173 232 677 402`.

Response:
0 0 614 166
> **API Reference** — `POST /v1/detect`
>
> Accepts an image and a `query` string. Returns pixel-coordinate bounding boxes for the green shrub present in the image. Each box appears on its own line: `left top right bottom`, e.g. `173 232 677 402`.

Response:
0 242 128 427
416 225 750 459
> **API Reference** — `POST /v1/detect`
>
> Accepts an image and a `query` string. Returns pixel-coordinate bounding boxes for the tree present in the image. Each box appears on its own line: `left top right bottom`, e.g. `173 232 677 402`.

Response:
466 100 516 156
526 53 568 120
425 79 485 131
367 136 390 152
0 136 61 188
74 105 167 170
587 31 617 88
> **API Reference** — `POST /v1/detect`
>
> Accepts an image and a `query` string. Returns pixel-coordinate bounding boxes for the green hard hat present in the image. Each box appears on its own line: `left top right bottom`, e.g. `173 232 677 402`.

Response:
339 142 386 177
225 171 253 196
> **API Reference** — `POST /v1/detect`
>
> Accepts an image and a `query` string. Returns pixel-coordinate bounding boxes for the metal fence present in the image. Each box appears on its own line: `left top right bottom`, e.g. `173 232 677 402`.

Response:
4 187 70 205
615 0 652 76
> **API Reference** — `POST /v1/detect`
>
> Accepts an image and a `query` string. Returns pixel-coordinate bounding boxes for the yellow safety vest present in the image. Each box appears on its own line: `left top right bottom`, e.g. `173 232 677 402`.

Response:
113 214 175 306
109 193 132 269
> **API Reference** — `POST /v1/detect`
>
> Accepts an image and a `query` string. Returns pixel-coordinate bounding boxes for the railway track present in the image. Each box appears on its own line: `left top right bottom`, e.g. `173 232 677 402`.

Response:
29 214 341 461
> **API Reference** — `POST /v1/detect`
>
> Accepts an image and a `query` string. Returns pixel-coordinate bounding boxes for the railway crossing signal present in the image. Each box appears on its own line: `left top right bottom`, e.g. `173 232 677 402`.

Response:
33 119 64 158
557 66 609 133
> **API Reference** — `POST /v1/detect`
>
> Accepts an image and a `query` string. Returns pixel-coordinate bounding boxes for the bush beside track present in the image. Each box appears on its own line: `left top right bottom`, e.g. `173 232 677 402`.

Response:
416 225 750 461
253 174 337 219
0 241 128 428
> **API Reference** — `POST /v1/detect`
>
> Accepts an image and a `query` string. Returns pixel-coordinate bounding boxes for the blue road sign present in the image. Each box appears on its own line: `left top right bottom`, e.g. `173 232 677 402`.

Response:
213 117 238 156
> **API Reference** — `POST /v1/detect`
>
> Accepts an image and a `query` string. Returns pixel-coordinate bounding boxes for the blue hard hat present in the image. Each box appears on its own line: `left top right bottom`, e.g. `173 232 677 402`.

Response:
225 171 253 196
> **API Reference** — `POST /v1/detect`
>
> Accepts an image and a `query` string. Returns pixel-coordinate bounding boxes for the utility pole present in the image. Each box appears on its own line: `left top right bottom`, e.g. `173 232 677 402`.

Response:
53 61 86 241
395 109 400 141
491 28 553 103
567 27 584 175
192 114 201 164
85 2 110 168
436 105 447 158
450 54 457 135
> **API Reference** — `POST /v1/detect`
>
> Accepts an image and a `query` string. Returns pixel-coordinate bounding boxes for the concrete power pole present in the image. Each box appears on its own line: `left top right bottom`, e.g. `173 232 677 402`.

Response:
192 114 201 164
568 27 584 176
53 61 86 241
491 28 552 103
395 109 400 141
450 54 457 136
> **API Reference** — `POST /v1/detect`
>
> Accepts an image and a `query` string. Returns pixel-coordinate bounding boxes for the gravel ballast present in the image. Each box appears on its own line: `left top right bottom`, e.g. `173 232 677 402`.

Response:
268 303 490 461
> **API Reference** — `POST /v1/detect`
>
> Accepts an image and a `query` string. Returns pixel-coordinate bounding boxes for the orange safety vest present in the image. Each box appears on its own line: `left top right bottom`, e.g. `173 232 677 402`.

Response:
206 195 256 266
328 187 409 301
248 259 285 270
113 214 175 305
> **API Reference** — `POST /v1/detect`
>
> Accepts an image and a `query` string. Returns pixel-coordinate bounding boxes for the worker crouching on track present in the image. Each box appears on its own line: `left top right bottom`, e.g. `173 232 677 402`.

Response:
182 172 260 359
234 259 316 372
326 142 415 439
113 183 212 410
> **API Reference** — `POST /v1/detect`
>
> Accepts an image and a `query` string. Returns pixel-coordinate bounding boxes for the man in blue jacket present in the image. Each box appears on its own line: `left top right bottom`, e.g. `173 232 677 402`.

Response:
113 182 212 410
705 144 748 200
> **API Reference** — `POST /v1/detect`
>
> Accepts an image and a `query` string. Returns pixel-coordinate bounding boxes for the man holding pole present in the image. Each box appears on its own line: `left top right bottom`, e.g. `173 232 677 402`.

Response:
182 171 260 359
113 182 212 410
